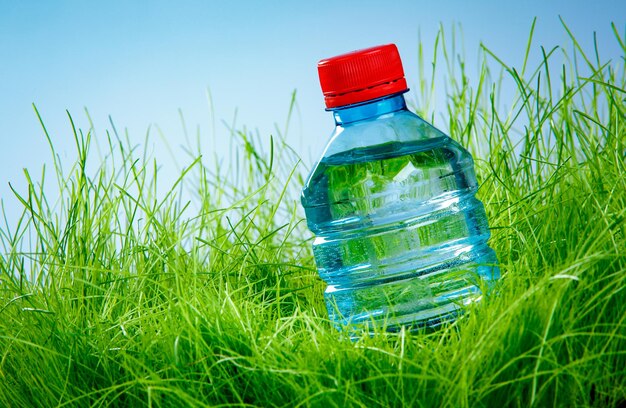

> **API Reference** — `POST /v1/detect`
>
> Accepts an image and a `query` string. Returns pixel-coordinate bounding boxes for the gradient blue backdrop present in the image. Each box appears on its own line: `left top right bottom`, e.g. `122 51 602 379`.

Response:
1 0 624 221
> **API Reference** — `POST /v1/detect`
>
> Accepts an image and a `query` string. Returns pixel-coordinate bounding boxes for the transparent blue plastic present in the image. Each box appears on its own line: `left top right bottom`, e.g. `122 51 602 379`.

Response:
301 92 500 333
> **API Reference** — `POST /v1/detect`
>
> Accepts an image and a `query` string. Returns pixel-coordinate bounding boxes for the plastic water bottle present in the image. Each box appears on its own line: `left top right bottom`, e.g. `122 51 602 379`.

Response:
301 44 500 333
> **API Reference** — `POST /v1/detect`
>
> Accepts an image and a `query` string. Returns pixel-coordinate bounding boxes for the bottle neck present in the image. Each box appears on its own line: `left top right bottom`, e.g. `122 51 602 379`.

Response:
331 93 407 125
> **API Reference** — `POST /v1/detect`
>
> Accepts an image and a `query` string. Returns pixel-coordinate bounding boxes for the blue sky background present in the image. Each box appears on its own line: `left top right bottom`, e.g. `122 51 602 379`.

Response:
1 0 625 221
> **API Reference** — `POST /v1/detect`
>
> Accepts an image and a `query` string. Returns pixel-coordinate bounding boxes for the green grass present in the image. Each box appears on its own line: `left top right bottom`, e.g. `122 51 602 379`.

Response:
1 21 625 407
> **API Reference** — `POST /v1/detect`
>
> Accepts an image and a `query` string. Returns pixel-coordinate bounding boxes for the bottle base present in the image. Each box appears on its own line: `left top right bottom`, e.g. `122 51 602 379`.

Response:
325 260 499 338
329 293 480 337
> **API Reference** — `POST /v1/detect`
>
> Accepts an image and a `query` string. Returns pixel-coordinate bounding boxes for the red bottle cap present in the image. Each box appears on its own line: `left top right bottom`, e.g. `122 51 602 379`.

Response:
318 44 408 109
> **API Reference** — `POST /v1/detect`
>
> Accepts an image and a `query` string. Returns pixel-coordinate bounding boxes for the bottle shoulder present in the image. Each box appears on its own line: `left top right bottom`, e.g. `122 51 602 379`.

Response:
302 111 473 202
322 110 448 161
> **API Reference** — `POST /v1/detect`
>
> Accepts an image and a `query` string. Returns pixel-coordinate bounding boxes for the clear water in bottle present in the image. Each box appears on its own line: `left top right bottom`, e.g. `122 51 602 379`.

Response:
302 135 499 331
